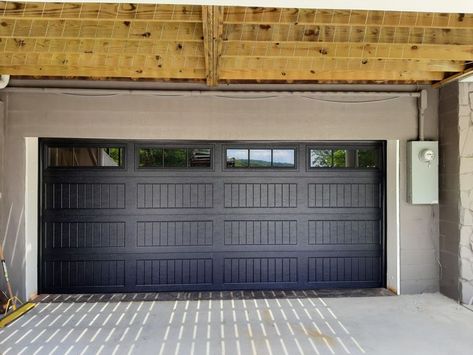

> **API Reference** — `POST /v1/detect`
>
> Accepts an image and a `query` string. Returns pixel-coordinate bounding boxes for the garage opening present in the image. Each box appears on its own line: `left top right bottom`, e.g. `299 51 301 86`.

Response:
39 140 385 293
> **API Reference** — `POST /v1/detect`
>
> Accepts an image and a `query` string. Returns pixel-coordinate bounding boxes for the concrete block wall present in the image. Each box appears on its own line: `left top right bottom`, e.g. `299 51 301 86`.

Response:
439 83 461 300
458 83 473 304
439 82 473 304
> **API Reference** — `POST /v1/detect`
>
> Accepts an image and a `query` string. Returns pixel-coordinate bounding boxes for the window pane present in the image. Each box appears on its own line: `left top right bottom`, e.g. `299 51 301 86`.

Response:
48 147 123 167
357 149 378 168
139 148 163 168
188 148 211 168
227 149 248 168
310 149 332 167
164 148 187 167
249 149 271 167
272 149 295 167
333 149 348 167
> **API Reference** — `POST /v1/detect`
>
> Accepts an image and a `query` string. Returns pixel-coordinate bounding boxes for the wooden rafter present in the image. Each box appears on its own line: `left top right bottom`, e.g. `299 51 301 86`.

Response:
202 5 224 86
0 2 472 85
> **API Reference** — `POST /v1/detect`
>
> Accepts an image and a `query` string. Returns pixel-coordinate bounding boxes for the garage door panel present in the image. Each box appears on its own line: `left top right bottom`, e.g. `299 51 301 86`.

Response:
43 182 126 210
308 219 381 245
137 220 214 247
43 220 126 249
308 182 381 208
308 256 382 283
224 182 298 208
43 259 126 290
40 140 385 293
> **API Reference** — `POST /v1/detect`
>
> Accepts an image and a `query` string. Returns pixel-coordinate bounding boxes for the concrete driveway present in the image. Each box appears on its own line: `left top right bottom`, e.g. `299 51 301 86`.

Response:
0 293 472 355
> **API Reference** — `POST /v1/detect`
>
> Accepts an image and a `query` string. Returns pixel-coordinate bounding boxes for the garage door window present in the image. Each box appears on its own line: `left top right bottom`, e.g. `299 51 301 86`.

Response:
309 148 378 168
138 147 212 168
47 147 124 167
226 148 295 168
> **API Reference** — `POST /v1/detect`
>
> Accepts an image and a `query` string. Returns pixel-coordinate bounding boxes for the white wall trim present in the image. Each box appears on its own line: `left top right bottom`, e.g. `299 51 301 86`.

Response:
386 140 401 295
25 137 38 300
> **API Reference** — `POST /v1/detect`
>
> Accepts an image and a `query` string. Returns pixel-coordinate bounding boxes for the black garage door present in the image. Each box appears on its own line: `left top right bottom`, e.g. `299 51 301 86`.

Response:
39 140 385 293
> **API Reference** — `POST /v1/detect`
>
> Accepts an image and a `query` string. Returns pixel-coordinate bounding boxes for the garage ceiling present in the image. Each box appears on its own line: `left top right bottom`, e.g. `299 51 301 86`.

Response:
1 1 472 85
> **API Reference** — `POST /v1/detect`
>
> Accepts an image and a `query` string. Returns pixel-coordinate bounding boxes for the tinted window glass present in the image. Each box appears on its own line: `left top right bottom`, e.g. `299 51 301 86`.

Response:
48 147 123 167
249 149 271 167
227 149 249 168
139 148 163 168
164 148 187 168
273 149 295 167
310 149 332 167
332 149 347 167
357 149 378 168
189 148 211 168
310 148 379 168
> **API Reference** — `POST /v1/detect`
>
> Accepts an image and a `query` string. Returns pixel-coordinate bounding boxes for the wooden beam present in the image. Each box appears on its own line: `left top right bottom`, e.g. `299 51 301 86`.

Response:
220 57 465 72
0 52 205 70
0 19 203 42
223 24 473 46
219 69 444 81
224 7 473 29
432 67 473 88
222 41 473 61
0 64 206 79
202 5 224 86
0 38 204 56
0 2 202 22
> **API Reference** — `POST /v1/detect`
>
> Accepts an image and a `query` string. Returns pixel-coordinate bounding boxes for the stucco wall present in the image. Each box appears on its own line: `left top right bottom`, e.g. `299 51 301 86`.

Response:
0 87 439 298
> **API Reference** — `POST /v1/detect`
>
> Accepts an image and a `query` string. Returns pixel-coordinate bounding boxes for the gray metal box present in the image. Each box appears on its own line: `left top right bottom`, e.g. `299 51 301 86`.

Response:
407 141 439 204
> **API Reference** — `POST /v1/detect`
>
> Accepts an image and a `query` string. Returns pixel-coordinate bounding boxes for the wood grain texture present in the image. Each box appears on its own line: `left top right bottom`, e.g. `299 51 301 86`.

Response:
0 1 471 84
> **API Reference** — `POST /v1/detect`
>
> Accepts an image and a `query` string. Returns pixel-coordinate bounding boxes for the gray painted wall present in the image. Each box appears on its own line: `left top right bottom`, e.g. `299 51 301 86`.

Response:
439 82 473 304
0 87 439 299
439 83 461 300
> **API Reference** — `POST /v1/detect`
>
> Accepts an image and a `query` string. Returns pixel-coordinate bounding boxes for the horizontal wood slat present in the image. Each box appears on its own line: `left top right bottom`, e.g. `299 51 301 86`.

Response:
0 1 471 84
222 41 473 61
0 2 202 22
224 7 473 29
219 69 444 81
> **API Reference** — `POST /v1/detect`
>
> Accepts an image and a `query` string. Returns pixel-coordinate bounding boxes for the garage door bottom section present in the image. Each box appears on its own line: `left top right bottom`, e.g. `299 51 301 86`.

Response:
40 140 385 293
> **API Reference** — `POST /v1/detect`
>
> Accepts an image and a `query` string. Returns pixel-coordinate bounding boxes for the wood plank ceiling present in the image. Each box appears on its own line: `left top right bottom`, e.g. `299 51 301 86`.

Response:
0 1 472 86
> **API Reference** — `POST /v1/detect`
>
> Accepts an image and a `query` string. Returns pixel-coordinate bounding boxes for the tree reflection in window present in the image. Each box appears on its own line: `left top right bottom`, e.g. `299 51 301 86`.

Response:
226 148 295 168
310 148 378 168
138 147 211 168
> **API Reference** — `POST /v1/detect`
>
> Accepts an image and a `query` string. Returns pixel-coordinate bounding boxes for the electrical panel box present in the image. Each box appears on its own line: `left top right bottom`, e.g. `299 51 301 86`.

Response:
407 141 439 204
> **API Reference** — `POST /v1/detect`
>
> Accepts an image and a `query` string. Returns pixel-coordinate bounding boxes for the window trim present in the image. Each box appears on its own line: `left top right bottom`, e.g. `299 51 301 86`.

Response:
224 146 297 170
45 143 127 170
135 144 213 170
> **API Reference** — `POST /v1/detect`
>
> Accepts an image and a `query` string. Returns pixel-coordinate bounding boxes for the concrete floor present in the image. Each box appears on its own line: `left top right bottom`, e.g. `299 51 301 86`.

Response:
0 293 472 355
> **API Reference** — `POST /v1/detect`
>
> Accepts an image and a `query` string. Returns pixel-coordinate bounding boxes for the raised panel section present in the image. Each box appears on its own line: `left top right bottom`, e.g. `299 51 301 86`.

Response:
224 258 297 283
308 257 381 282
308 183 380 208
308 220 380 245
136 259 213 285
137 221 213 247
44 260 125 288
224 220 297 245
44 222 126 248
137 183 213 208
45 183 125 209
224 183 297 208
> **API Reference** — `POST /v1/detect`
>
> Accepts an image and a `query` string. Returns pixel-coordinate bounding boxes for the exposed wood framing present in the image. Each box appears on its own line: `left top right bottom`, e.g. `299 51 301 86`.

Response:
1 2 472 85
432 67 473 89
202 5 224 86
